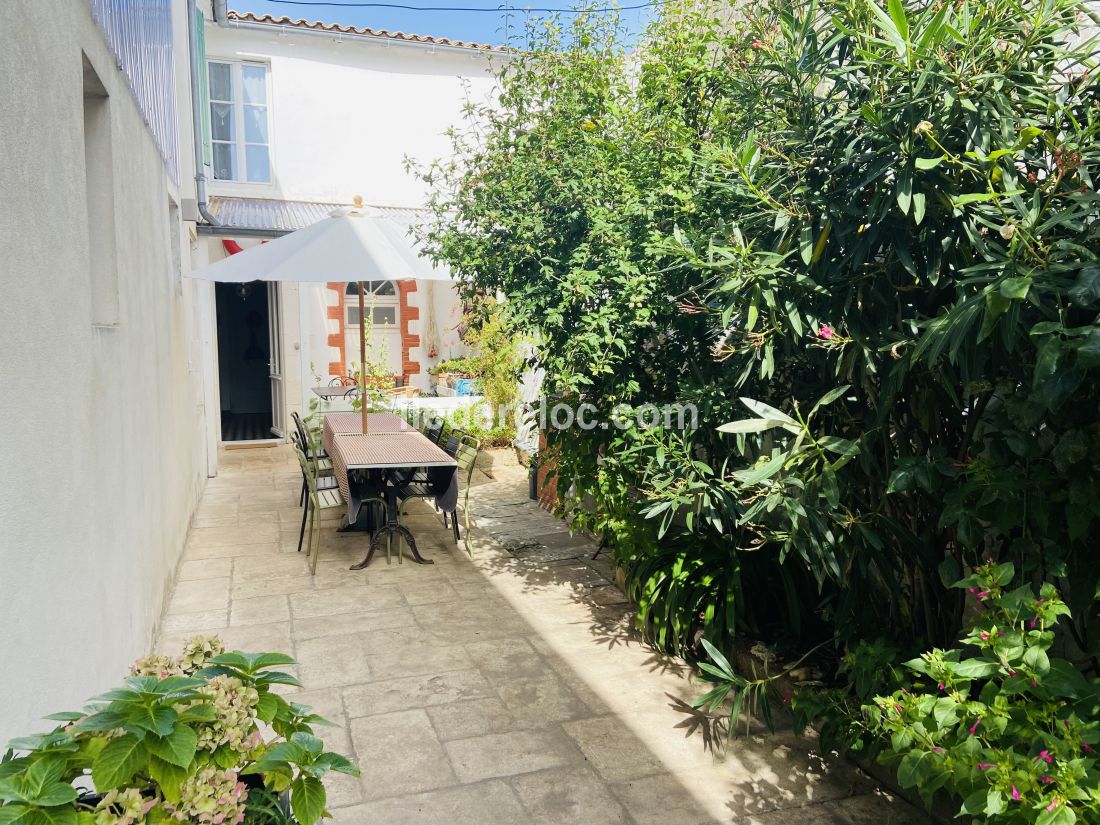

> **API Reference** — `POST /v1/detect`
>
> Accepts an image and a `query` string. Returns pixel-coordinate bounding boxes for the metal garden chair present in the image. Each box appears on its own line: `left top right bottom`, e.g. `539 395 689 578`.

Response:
294 444 345 575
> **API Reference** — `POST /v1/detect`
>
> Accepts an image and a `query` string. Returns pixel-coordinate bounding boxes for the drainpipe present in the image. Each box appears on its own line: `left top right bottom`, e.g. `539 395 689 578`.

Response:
211 0 229 25
187 0 219 227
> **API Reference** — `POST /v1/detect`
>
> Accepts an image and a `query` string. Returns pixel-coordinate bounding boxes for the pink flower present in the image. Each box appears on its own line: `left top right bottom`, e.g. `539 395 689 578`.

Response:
751 38 764 48
970 718 981 735
1083 742 1092 752
980 632 989 641
1011 786 1020 801
1037 750 1053 763
818 324 834 339
1047 801 1059 812
977 763 994 770
1042 776 1054 783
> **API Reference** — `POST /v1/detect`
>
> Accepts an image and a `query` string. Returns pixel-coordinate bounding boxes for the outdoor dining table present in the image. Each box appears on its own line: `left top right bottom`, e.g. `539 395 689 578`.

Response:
322 412 457 568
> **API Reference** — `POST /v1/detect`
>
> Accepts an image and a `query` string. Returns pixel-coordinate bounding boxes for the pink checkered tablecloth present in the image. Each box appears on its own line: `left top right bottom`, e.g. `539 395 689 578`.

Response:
321 415 457 524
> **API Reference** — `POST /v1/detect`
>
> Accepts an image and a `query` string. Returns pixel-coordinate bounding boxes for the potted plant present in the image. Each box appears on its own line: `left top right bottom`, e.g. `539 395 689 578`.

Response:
0 636 359 825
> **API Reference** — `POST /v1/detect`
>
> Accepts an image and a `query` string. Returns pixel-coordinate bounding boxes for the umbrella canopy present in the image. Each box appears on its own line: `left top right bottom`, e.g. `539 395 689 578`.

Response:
187 205 452 434
186 206 450 283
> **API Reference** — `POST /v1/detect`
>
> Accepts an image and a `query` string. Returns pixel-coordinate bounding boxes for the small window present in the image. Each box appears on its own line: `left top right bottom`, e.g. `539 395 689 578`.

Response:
208 60 271 183
345 281 398 328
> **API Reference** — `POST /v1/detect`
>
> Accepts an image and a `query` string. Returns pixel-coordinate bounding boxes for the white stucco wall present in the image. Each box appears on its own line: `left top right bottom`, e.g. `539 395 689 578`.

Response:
203 20 495 404
0 2 206 740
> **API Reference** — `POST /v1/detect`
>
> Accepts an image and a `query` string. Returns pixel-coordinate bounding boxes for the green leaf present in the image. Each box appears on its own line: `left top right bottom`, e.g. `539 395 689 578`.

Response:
887 0 909 41
952 659 999 679
1068 266 1100 306
146 725 197 769
738 398 796 425
312 752 359 777
147 756 188 805
1023 645 1050 675
92 735 145 791
1076 329 1100 369
290 775 327 825
1037 802 1076 825
999 277 1031 300
717 419 793 434
868 0 906 56
914 156 943 170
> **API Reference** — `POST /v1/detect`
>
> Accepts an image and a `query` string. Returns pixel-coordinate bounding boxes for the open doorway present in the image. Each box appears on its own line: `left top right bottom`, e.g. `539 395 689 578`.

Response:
215 281 279 441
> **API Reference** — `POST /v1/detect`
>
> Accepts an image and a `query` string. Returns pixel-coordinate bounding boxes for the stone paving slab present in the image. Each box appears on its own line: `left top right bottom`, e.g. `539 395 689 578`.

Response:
154 445 930 824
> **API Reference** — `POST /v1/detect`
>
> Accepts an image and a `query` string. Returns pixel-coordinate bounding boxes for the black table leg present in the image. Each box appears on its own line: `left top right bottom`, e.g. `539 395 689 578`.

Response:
350 490 434 569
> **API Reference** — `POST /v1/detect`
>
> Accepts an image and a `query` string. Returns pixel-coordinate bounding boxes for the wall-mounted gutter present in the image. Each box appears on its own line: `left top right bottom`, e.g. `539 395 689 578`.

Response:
186 0 219 227
195 224 291 239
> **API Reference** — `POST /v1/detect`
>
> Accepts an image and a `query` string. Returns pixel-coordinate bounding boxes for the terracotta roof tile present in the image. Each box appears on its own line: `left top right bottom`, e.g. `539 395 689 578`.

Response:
225 10 500 51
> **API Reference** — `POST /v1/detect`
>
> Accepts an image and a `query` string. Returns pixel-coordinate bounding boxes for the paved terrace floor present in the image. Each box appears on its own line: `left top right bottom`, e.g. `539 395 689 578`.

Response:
156 445 928 825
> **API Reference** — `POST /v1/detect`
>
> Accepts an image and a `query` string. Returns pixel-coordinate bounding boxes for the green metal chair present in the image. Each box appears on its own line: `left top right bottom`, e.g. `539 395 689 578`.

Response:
294 445 345 575
452 433 481 554
393 432 480 558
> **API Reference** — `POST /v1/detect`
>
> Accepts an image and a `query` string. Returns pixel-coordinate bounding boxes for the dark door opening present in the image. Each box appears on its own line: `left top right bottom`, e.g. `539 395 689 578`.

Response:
216 281 274 441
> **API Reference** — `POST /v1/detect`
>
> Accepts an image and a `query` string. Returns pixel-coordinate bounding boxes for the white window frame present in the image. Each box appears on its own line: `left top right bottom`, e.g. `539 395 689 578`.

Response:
207 58 273 185
346 281 399 329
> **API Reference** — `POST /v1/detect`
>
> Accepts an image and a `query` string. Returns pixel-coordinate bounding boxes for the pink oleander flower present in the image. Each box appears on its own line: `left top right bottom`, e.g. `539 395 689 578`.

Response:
1042 776 1054 783
1011 786 1020 801
1037 750 1054 763
1047 801 1060 812
970 718 981 735
818 324 834 339
977 763 994 770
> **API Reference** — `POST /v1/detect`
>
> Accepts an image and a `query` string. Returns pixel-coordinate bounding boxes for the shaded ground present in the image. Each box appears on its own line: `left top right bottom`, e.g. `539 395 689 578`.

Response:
156 445 928 824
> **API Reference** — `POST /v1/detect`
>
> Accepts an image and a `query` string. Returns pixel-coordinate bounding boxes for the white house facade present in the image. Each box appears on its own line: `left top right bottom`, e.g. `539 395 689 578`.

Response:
193 12 502 450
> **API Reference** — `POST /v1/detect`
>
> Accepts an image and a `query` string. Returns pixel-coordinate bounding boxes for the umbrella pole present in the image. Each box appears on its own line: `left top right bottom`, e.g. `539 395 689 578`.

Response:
359 280 368 434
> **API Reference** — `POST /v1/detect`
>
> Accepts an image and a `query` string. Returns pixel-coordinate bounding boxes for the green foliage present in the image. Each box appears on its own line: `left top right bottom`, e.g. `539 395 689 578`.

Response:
459 300 525 422
0 638 358 825
444 402 515 448
419 0 1100 662
867 564 1100 823
428 356 479 377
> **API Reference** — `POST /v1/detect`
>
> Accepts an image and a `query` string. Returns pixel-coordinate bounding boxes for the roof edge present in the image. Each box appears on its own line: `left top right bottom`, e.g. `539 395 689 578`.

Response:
225 10 503 52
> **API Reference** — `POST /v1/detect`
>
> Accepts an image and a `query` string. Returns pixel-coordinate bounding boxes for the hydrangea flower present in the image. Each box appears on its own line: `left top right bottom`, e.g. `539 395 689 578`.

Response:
129 654 182 680
195 675 260 753
94 788 161 825
165 767 249 825
180 636 226 674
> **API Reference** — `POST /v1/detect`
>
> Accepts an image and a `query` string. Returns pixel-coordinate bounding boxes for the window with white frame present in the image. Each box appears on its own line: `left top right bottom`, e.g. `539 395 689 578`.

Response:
345 281 398 328
207 60 271 183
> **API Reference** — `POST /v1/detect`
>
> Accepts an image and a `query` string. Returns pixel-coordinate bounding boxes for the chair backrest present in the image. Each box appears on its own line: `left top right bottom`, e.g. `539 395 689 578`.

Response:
423 418 444 445
442 427 462 457
455 434 480 483
291 411 310 451
293 445 320 498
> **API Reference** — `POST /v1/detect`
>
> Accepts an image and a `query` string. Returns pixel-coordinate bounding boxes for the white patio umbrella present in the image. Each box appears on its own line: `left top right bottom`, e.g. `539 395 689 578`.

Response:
187 201 451 434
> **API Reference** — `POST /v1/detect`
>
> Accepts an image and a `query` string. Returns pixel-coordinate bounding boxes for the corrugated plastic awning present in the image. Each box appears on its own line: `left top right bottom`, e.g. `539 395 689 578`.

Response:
200 197 434 237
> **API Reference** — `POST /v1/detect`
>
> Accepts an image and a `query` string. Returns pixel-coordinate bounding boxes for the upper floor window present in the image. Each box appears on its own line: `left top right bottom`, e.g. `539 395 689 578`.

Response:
207 60 271 183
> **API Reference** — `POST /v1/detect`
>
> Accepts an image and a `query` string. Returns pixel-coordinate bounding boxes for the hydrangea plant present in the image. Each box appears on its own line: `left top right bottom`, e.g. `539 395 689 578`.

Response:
0 637 359 825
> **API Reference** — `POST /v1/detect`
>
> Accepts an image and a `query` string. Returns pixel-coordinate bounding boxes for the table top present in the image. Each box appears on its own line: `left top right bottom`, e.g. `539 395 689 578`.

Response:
324 411 412 435
313 385 359 399
330 431 457 470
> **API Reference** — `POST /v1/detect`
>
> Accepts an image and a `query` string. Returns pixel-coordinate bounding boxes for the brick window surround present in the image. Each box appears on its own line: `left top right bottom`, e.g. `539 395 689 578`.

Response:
328 280 421 382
